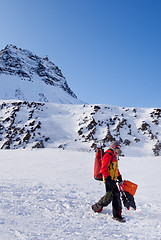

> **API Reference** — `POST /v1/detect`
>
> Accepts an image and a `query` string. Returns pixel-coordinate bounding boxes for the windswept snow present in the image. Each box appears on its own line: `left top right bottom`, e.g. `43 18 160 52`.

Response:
0 149 161 239
0 74 82 105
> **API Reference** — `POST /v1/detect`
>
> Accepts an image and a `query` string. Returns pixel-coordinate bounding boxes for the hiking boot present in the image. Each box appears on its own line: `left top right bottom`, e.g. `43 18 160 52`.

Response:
92 205 103 213
95 207 103 213
112 215 126 222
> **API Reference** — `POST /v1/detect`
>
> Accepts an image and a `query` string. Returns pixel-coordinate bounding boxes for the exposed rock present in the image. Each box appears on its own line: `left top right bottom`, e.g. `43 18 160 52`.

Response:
153 142 161 156
0 44 81 104
32 140 44 149
0 101 161 156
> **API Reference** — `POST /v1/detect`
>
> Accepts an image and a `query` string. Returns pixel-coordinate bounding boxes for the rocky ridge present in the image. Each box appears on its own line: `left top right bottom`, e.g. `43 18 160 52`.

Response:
1 101 161 156
0 45 81 104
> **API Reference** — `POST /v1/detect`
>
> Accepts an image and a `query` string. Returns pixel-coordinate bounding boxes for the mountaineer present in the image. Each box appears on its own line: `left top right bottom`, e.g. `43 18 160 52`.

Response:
92 141 126 222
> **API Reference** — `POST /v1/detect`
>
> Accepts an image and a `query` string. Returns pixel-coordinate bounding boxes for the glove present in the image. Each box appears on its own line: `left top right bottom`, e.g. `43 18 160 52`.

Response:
117 175 123 184
105 175 116 190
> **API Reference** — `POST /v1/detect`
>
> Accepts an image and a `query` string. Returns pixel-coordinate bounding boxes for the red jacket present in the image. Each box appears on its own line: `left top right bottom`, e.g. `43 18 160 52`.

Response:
100 149 121 181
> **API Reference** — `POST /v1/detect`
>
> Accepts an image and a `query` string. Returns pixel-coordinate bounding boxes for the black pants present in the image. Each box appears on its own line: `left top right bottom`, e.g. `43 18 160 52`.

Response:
92 181 122 217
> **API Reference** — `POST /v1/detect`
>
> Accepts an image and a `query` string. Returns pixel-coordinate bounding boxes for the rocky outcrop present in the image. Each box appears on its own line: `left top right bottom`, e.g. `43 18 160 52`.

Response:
1 101 161 156
0 101 46 149
0 45 80 103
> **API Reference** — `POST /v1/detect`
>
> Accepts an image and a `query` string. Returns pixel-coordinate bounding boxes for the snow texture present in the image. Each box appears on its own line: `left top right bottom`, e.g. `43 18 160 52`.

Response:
0 149 161 239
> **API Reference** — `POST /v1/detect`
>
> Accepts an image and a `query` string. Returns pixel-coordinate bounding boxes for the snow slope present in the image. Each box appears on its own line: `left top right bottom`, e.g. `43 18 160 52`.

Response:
0 149 161 239
0 45 82 104
0 74 82 104
1 100 161 156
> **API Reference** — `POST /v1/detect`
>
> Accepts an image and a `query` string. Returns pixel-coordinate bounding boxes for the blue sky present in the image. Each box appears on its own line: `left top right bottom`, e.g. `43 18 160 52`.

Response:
0 0 161 108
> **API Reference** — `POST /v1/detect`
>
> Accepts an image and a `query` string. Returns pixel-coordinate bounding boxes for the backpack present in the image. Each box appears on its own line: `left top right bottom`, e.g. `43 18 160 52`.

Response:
94 147 113 181
94 147 104 181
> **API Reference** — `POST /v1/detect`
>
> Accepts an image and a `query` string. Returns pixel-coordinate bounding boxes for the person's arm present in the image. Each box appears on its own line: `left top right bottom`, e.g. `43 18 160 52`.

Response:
100 153 111 179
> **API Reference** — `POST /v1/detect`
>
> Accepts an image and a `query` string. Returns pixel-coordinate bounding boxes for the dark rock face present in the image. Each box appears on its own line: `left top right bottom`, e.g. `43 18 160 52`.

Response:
0 44 77 102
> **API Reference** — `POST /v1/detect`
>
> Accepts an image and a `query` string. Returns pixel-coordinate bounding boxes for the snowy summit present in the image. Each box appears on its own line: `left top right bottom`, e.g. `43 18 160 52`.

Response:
0 45 82 104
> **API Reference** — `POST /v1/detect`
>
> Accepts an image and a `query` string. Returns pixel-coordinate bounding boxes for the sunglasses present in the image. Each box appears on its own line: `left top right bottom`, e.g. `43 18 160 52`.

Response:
115 147 120 149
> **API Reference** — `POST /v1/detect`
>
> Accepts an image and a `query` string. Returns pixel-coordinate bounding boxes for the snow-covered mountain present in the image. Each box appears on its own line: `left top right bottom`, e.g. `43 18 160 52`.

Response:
1 45 161 156
1 100 161 156
0 45 82 104
1 46 161 240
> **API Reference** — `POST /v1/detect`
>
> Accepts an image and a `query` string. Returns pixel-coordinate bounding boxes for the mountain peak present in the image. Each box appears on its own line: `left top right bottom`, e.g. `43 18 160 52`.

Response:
0 44 81 104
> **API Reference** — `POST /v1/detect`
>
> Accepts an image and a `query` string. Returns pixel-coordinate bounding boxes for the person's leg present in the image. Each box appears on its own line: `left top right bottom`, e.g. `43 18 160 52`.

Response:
92 192 112 212
92 179 113 213
112 186 122 218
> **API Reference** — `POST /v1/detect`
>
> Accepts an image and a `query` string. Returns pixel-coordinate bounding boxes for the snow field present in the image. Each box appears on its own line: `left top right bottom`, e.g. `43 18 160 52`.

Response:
0 149 161 239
